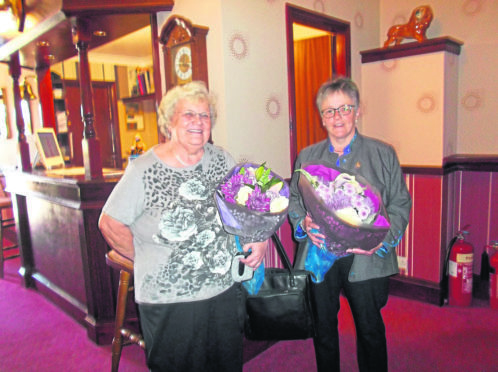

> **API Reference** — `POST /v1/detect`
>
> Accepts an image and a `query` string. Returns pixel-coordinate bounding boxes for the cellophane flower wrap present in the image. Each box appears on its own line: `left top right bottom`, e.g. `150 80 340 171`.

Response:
215 162 290 242
297 161 390 256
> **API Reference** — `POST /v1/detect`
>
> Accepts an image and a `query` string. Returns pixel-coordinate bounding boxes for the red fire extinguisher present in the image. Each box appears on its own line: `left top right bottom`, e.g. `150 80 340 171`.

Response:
488 241 498 310
448 230 474 307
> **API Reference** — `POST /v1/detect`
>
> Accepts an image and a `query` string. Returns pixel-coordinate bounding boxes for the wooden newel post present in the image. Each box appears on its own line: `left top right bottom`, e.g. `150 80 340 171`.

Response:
72 17 103 179
9 52 32 172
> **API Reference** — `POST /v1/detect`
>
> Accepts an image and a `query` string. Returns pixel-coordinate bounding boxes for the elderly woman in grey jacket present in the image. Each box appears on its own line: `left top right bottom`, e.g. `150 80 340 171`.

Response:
289 77 412 372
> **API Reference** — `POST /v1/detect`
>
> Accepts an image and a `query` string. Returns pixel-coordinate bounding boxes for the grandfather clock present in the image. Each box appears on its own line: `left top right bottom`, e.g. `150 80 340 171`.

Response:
160 15 209 91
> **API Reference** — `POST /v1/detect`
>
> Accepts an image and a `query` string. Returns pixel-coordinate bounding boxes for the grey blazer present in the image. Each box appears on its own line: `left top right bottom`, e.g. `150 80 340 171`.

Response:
288 131 412 282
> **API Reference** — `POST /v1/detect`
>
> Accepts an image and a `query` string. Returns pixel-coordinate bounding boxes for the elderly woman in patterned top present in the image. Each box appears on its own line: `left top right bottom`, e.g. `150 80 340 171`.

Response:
99 81 267 372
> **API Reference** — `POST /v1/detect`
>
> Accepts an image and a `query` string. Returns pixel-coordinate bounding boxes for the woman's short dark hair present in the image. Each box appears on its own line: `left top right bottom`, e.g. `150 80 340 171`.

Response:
316 77 360 114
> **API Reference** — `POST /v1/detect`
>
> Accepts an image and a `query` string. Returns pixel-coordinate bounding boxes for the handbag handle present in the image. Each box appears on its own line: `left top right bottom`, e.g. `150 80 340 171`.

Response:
271 233 295 280
271 233 293 270
271 233 315 285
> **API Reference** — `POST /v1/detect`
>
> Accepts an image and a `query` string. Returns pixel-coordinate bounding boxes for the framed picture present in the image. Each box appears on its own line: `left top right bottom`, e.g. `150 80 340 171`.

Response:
125 102 144 131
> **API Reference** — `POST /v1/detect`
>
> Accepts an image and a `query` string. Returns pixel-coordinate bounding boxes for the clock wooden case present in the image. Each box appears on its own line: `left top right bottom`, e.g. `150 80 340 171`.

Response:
160 16 209 91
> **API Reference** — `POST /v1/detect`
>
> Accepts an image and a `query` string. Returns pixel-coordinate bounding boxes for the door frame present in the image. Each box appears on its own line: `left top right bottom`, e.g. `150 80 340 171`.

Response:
63 79 122 169
285 4 351 167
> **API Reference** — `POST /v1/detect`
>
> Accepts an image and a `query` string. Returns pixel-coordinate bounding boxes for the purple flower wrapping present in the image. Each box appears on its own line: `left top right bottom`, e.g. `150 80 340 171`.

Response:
298 161 390 255
215 163 290 242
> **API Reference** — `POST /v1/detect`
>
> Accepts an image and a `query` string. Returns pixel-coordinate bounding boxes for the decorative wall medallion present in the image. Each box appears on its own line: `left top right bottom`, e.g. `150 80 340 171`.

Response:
354 12 364 29
417 94 436 113
229 33 248 60
462 0 483 16
266 96 281 119
461 90 482 111
380 60 397 72
313 0 325 13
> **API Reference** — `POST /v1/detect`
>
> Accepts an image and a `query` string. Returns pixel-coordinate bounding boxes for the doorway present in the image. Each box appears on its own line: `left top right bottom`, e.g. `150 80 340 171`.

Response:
286 4 351 167
63 80 122 169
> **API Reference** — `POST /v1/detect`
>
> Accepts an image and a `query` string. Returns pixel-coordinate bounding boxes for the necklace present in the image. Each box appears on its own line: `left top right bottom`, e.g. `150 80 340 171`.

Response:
175 153 190 167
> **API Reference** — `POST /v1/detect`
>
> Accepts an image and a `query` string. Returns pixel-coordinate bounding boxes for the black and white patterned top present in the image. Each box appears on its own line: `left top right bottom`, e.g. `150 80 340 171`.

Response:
102 143 237 304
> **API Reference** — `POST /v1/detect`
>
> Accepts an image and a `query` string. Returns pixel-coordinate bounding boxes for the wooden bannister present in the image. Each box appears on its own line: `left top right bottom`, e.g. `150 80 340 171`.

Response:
8 52 31 172
72 17 103 179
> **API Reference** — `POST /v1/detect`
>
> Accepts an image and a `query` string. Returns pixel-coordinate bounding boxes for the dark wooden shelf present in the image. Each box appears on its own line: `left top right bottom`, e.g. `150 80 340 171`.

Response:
121 93 155 104
360 36 463 64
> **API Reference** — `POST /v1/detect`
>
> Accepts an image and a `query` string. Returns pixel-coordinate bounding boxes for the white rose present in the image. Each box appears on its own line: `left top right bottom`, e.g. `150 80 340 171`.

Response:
236 186 253 206
335 207 362 226
270 196 289 213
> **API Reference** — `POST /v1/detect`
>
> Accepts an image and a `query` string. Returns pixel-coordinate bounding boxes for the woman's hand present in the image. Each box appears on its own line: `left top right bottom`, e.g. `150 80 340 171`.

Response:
346 242 383 256
303 214 326 248
240 239 269 269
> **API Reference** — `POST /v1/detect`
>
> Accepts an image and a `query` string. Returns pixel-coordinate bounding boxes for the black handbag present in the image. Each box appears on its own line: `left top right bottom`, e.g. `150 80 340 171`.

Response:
244 234 316 341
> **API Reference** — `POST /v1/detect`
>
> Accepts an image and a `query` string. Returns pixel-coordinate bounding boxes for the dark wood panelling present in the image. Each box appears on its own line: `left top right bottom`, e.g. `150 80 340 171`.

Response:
5 171 124 344
444 154 498 173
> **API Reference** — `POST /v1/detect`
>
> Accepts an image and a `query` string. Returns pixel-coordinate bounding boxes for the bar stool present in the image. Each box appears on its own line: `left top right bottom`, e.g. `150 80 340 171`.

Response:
0 185 19 279
106 250 145 372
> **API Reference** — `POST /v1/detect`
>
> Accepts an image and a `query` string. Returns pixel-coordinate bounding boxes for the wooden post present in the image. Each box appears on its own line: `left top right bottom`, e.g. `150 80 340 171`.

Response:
8 52 35 287
72 17 103 179
9 52 31 172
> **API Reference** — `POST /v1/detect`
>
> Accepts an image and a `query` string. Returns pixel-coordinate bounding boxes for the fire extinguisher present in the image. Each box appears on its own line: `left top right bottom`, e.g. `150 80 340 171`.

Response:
447 229 474 306
488 241 498 310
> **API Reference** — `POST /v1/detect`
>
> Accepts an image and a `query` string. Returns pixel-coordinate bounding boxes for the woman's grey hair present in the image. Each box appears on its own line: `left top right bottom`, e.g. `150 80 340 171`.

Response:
316 77 360 115
157 81 217 139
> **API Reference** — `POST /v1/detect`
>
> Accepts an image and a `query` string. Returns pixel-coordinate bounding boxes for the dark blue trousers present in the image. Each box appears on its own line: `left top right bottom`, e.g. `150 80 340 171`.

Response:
311 254 390 372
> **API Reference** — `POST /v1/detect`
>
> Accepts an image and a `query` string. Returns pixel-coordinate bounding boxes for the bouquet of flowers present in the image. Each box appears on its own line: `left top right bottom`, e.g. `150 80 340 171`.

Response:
215 162 289 242
297 161 390 256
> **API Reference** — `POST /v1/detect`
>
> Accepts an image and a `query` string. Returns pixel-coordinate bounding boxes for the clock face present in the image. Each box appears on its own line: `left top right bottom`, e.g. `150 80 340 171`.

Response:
174 45 192 82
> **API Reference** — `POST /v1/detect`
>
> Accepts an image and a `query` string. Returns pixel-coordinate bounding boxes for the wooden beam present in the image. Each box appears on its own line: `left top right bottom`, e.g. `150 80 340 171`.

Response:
62 0 174 16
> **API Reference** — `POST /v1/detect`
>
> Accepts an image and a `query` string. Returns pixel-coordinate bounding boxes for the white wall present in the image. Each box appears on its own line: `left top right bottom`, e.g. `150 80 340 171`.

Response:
379 0 498 155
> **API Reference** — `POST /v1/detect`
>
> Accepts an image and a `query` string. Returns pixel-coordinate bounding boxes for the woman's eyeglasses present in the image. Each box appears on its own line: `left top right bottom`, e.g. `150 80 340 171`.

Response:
181 111 211 123
321 104 356 119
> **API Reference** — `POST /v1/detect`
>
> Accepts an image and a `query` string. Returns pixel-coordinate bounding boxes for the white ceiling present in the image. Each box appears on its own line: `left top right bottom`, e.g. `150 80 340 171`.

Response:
87 25 153 66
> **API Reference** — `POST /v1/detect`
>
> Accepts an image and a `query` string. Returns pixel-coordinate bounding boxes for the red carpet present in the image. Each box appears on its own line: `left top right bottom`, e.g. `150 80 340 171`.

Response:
1 256 497 372
245 295 498 371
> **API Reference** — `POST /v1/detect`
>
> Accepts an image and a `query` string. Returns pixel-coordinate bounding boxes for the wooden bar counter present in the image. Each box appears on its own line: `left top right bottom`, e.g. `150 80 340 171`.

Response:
5 168 128 345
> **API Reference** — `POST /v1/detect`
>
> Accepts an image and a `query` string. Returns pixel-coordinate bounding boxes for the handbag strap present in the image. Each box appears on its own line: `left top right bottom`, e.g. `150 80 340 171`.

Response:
271 233 316 283
271 233 293 272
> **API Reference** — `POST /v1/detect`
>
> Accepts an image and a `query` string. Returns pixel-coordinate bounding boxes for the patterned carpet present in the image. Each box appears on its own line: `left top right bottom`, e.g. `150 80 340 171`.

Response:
1 256 497 372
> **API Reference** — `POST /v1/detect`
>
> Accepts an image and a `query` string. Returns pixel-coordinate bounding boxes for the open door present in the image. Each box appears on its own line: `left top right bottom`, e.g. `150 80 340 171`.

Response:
286 4 351 167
